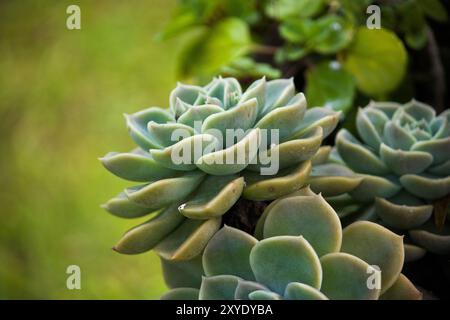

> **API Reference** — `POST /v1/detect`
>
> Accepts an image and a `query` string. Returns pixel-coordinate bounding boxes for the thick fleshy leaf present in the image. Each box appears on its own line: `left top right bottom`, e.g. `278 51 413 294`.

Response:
311 146 331 165
151 134 219 171
125 171 205 209
180 176 244 219
177 104 223 128
243 160 311 201
206 77 242 109
254 93 307 144
196 129 261 175
247 126 322 172
254 187 316 240
383 121 416 151
428 160 450 175
341 221 405 294
201 98 258 137
325 194 362 219
113 204 185 254
308 163 362 197
403 100 435 122
239 77 266 113
336 130 389 175
411 137 450 165
147 122 194 148
234 280 268 300
155 217 221 261
380 274 422 300
100 150 177 182
400 174 450 200
379 143 433 175
320 253 381 300
124 108 174 150
291 107 340 139
203 226 257 280
248 290 281 300
284 282 328 300
409 226 450 255
101 192 154 219
375 197 433 230
356 108 388 150
249 236 322 294
263 193 342 257
349 174 401 202
161 288 199 300
368 101 401 118
260 78 296 116
404 244 426 263
170 83 206 112
199 275 241 300
161 255 204 289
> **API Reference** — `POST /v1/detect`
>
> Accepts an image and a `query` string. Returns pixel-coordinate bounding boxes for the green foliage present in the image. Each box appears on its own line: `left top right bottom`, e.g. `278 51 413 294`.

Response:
160 0 447 114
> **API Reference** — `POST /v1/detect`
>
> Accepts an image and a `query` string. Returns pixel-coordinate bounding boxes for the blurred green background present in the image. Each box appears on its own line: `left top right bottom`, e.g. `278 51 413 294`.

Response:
0 0 180 299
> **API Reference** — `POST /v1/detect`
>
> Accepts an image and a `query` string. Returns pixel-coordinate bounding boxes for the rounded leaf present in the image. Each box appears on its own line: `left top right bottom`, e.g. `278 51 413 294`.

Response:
343 28 407 96
380 274 422 300
161 288 199 300
161 255 204 289
263 194 342 257
284 282 328 300
341 221 405 294
379 143 433 175
320 253 381 300
375 197 433 230
249 236 322 294
203 226 257 281
199 275 241 300
400 174 450 200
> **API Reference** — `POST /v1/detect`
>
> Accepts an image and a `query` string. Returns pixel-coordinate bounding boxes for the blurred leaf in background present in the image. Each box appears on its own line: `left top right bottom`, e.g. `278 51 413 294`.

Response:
159 0 448 115
0 0 180 299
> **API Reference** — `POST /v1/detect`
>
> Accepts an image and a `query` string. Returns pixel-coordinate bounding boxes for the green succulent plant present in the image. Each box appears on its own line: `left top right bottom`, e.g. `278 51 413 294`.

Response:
161 187 422 300
100 76 340 261
310 100 450 260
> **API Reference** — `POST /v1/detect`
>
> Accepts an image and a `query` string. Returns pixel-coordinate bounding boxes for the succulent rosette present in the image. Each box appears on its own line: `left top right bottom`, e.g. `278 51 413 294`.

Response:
161 187 421 300
310 101 450 259
100 77 339 261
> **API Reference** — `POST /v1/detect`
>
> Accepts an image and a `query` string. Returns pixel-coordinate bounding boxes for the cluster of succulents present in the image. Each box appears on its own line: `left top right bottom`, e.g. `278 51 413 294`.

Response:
310 101 450 261
100 77 449 299
161 187 421 300
101 76 339 260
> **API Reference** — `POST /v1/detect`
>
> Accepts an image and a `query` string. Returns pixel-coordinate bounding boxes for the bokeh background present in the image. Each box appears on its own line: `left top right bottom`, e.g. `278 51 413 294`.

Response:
0 0 180 299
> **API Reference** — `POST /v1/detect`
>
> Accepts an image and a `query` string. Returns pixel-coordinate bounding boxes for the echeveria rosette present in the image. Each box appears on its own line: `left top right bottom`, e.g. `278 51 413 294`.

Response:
312 100 450 259
100 77 340 262
161 187 421 300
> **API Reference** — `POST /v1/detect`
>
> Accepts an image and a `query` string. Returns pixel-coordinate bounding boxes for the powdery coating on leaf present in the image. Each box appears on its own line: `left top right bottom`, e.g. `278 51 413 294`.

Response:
101 77 341 260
